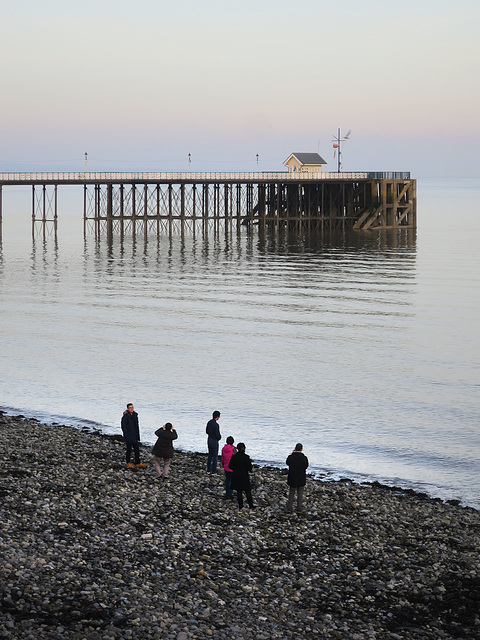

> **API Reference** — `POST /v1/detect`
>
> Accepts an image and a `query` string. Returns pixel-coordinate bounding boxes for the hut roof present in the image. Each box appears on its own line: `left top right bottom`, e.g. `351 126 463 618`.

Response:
284 152 327 166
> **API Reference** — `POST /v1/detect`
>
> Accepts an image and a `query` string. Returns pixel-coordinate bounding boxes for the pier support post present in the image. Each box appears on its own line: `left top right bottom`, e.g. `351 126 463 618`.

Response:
144 184 148 242
42 185 46 240
258 183 266 233
192 184 197 239
120 184 125 241
95 185 100 240
213 184 219 235
224 184 229 238
168 184 173 238
276 183 282 231
54 185 58 236
131 185 136 241
203 184 208 238
181 183 185 237
411 180 417 228
32 186 35 238
156 185 160 239
106 184 113 241
247 184 254 228
236 184 241 232
83 186 87 236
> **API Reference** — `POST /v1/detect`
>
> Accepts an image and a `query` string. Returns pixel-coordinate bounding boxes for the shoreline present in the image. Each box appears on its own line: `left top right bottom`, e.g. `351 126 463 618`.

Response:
1 413 479 639
1 405 474 511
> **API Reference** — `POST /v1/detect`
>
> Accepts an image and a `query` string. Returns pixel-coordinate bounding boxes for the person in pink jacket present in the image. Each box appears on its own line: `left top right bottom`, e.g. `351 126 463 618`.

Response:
221 436 236 499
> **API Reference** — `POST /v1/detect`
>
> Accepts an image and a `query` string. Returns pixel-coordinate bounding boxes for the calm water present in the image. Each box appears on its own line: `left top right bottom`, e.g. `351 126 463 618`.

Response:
1 179 479 508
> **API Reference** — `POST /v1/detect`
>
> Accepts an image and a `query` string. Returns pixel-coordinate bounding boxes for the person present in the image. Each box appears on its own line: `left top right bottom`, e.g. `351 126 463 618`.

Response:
229 442 255 509
221 436 236 498
152 422 178 479
206 410 221 474
121 403 147 469
286 443 309 513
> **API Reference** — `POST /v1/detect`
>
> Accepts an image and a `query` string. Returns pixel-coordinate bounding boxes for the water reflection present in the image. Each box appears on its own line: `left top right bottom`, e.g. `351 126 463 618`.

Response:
30 234 59 278
79 226 417 274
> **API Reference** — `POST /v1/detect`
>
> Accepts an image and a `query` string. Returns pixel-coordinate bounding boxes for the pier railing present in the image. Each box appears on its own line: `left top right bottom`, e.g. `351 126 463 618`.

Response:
0 171 410 183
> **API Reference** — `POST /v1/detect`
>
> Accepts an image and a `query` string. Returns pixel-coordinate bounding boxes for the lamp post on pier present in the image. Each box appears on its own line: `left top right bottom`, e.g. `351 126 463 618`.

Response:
188 153 191 173
256 153 259 173
84 152 88 173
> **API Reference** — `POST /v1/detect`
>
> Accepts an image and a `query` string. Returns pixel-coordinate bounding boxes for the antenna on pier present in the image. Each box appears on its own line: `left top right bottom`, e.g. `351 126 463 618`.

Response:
332 128 351 172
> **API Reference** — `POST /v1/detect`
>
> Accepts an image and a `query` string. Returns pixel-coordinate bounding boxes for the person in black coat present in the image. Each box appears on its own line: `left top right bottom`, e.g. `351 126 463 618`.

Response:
121 403 147 469
286 443 309 513
206 410 221 474
229 442 255 509
152 422 178 479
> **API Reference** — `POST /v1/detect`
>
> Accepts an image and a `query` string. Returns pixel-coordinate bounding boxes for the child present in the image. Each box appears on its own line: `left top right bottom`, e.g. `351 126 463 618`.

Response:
221 436 236 498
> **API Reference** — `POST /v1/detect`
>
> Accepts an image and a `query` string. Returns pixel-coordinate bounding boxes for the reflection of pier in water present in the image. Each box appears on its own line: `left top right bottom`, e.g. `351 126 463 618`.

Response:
28 225 417 278
0 171 416 240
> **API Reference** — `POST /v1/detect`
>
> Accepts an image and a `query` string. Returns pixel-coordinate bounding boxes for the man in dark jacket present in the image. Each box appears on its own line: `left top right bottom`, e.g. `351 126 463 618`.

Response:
121 403 147 469
205 410 221 474
286 443 309 513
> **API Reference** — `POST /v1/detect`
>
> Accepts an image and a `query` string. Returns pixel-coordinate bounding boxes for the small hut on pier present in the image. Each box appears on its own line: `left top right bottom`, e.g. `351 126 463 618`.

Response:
284 152 327 174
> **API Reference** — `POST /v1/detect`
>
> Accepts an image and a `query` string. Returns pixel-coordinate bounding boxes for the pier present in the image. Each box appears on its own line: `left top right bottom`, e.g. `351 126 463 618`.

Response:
0 171 416 239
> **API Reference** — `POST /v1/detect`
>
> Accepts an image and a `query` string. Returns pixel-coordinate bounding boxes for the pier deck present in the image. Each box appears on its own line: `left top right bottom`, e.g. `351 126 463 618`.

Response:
0 171 416 238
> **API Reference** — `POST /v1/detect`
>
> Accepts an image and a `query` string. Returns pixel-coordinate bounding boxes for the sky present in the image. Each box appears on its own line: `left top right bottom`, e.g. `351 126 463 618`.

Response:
1 0 479 177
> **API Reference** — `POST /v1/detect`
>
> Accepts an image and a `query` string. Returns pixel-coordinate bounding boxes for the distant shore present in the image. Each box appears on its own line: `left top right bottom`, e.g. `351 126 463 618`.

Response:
1 412 479 640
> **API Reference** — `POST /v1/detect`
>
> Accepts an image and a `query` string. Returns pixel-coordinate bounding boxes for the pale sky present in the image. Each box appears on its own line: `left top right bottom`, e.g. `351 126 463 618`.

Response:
1 0 479 177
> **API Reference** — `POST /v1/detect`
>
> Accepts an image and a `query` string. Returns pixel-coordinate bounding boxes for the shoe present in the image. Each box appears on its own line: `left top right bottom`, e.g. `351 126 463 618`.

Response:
126 462 135 469
136 463 147 468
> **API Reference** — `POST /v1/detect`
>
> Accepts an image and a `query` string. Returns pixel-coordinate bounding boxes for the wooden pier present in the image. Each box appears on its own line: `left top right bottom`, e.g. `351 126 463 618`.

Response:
0 171 416 239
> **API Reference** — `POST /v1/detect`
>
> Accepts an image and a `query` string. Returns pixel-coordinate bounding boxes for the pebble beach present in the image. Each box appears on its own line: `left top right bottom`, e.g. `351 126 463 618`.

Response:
1 413 479 640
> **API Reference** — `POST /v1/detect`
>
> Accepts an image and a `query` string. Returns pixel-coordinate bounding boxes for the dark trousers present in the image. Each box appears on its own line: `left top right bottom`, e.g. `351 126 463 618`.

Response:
126 441 140 465
225 471 233 497
237 489 254 509
207 439 219 473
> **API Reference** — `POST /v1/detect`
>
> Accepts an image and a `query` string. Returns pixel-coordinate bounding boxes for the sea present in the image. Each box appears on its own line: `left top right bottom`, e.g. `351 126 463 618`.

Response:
1 178 479 509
